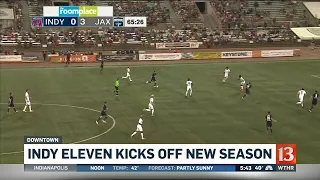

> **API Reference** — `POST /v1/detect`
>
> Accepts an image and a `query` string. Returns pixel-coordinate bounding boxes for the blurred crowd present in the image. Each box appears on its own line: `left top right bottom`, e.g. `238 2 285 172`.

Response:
103 1 170 26
170 0 203 23
0 0 314 49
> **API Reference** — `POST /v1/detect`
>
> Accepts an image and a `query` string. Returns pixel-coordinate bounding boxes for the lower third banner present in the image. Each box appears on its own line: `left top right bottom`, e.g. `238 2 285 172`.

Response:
50 55 96 63
24 164 297 172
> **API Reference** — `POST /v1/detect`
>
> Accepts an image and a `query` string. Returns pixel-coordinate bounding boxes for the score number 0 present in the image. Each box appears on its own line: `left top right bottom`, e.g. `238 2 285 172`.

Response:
71 18 77 25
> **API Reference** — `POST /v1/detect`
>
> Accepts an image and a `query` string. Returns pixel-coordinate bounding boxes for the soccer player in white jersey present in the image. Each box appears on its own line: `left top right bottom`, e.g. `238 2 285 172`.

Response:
23 89 33 112
185 78 193 98
222 67 231 82
122 67 132 82
130 115 145 140
143 94 155 116
239 75 246 92
296 88 306 107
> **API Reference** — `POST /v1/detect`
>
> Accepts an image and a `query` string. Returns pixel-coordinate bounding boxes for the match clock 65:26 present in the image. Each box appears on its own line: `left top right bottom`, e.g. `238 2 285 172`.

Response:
124 17 147 27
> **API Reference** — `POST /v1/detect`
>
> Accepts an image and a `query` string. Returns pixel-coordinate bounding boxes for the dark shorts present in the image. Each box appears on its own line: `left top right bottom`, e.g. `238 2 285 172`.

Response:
266 121 272 127
8 103 14 107
100 65 103 68
245 89 250 94
100 111 106 116
151 77 156 82
312 99 317 105
115 86 119 90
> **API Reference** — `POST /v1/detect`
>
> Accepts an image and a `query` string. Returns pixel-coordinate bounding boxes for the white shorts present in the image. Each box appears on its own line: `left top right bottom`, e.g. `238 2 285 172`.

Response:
26 101 31 106
299 96 304 102
187 87 192 91
136 124 143 132
127 73 131 77
241 81 245 86
224 74 229 78
148 104 154 110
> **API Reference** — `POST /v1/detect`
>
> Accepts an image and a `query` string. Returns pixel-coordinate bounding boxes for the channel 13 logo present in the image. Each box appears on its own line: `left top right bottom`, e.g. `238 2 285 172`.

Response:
113 17 124 27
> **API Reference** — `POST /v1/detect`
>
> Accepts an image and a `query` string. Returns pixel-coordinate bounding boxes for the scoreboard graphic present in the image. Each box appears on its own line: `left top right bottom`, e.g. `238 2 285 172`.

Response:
31 6 147 28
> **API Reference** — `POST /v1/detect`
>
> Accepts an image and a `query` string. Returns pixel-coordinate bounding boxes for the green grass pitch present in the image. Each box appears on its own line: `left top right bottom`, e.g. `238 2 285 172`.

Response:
1 60 320 164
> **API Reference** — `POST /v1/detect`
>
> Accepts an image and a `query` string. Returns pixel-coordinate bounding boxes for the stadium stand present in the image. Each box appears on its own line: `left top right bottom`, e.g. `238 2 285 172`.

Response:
0 0 318 51
170 0 203 23
100 0 170 26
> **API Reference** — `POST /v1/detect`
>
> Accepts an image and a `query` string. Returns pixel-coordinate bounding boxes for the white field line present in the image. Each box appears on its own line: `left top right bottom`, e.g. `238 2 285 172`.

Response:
0 102 116 155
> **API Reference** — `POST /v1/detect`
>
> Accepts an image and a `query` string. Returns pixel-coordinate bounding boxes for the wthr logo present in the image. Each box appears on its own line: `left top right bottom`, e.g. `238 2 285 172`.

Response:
276 144 296 164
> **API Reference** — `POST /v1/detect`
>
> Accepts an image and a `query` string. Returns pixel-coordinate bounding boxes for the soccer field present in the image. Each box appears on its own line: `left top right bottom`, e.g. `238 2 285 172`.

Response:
1 60 320 164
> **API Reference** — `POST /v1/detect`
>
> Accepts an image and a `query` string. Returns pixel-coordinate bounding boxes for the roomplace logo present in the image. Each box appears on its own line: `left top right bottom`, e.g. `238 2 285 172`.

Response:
59 6 98 17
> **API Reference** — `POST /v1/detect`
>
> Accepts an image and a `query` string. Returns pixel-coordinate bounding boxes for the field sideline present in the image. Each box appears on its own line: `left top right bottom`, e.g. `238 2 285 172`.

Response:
0 59 320 164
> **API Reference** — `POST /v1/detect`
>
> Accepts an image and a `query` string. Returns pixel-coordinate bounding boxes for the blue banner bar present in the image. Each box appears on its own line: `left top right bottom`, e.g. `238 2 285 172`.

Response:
43 17 78 27
77 164 236 172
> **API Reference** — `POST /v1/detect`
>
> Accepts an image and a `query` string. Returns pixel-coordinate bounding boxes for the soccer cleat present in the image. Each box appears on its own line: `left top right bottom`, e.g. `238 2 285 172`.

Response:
130 80 133 82
30 110 33 112
102 120 107 123
309 110 312 112
23 110 27 112
141 138 146 140
15 111 18 113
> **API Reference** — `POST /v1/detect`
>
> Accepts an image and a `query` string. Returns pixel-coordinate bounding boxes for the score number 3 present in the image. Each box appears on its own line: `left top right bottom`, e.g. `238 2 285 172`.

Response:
80 18 86 26
276 144 296 164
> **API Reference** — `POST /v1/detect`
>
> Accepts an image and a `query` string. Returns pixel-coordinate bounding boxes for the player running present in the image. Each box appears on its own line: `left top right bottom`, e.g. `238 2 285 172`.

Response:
96 102 108 125
309 90 319 112
130 115 145 140
114 78 120 96
239 75 246 92
296 88 306 107
23 89 33 112
222 67 231 82
242 82 252 99
266 111 273 134
100 59 104 74
143 94 155 116
122 67 132 82
146 71 158 88
185 78 193 98
7 92 18 114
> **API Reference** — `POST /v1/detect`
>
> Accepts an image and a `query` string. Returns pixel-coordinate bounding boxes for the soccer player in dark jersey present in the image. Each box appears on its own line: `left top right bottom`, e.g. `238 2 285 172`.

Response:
266 111 273 134
114 78 120 96
309 90 319 112
242 82 252 99
100 60 104 74
146 71 158 88
66 52 71 66
96 102 108 125
7 93 18 114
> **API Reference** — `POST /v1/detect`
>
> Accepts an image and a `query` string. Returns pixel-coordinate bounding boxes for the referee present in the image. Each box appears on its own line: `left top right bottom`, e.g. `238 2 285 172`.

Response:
114 78 120 96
